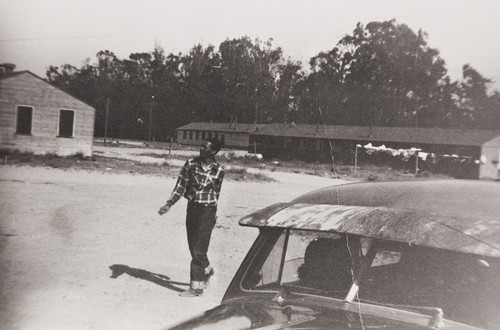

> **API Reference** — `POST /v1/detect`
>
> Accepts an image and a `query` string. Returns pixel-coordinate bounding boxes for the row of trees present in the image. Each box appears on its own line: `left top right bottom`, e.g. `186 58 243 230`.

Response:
45 19 500 141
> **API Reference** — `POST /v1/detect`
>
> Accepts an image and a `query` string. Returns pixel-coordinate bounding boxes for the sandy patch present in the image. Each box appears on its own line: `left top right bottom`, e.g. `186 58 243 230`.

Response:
0 164 348 330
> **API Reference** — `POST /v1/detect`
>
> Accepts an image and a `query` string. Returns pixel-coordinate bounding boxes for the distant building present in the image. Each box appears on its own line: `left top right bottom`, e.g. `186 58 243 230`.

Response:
176 122 266 150
0 71 95 156
250 124 500 180
176 122 500 180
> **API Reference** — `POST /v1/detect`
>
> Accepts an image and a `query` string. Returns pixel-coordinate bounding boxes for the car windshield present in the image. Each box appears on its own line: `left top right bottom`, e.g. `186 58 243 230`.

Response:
240 229 500 329
241 230 367 299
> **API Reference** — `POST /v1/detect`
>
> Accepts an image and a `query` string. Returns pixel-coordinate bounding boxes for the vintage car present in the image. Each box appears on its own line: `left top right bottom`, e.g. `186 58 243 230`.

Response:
168 180 500 329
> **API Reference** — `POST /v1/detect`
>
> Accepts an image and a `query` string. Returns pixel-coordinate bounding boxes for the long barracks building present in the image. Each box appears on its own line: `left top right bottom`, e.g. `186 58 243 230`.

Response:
176 122 500 180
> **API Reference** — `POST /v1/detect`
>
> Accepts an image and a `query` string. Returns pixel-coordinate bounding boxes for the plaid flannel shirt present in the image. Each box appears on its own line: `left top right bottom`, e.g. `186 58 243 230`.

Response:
166 158 225 207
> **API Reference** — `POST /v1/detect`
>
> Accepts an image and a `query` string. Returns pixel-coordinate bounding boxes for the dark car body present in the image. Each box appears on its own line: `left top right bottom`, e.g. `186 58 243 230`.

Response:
168 180 500 329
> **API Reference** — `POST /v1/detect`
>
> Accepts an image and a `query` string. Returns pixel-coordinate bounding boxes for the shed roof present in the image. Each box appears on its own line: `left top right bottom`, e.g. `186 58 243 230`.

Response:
253 123 500 147
0 70 28 80
177 122 500 147
177 122 267 133
0 71 95 110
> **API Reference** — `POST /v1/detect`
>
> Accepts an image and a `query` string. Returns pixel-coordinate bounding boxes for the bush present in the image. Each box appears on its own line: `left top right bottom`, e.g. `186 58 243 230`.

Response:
72 152 86 160
226 167 247 175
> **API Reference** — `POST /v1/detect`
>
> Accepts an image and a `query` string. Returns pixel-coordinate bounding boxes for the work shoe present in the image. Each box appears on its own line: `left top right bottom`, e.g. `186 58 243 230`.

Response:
203 268 215 288
179 288 203 297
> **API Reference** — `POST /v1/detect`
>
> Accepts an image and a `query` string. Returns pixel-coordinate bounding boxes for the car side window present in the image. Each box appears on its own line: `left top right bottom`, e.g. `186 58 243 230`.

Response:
358 244 500 328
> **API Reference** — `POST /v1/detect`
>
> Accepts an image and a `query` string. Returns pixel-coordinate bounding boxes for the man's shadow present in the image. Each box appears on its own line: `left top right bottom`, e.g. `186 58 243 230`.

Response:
109 264 189 293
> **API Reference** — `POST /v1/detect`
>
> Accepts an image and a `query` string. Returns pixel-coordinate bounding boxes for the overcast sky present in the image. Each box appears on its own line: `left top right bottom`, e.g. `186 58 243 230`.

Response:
1 0 499 90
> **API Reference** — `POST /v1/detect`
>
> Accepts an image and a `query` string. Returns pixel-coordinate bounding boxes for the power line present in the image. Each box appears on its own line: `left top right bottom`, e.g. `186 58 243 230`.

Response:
284 32 346 53
0 20 349 43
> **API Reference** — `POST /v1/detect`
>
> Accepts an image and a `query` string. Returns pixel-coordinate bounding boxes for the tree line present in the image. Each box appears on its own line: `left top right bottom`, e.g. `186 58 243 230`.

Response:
43 19 500 141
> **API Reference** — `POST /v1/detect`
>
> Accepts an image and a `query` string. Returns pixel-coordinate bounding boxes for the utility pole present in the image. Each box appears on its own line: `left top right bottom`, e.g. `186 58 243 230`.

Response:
254 86 258 124
415 150 421 175
354 144 361 173
148 95 154 141
104 98 109 144
236 82 247 125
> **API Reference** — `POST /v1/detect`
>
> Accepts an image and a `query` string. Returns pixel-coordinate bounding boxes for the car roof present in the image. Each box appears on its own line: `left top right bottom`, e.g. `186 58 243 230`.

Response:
239 180 500 257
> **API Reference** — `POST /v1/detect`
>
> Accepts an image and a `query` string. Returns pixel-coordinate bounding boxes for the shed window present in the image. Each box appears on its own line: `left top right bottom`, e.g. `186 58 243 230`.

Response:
183 130 187 139
16 106 33 135
58 109 75 137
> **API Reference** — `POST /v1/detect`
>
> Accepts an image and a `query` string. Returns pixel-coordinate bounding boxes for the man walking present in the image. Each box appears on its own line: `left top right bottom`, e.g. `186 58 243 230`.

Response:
158 138 225 297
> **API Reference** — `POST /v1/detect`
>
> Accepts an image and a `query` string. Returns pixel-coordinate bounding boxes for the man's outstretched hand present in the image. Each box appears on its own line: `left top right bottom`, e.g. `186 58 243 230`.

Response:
158 204 171 215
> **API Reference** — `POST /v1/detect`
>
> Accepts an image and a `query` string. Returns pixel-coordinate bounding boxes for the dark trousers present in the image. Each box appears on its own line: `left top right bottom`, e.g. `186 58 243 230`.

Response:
186 202 217 282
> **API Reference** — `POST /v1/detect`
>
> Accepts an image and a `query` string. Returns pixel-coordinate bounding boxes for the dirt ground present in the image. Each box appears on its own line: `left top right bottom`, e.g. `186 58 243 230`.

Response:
0 155 348 330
